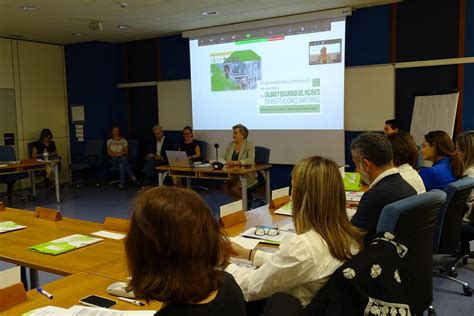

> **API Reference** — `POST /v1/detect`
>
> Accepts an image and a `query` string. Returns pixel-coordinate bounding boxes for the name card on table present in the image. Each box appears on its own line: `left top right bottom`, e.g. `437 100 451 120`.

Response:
0 266 26 311
220 200 246 228
0 201 5 211
103 217 130 233
269 187 291 211
34 207 62 221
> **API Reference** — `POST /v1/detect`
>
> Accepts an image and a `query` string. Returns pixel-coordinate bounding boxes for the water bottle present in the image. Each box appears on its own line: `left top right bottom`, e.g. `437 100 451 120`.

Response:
43 149 49 161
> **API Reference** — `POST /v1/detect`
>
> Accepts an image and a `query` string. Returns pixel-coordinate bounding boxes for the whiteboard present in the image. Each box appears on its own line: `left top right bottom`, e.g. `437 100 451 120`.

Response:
157 65 395 133
344 65 395 131
157 80 192 130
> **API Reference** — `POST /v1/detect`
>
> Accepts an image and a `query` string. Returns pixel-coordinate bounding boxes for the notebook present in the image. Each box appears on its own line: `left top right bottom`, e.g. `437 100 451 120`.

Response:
29 234 103 255
0 221 26 233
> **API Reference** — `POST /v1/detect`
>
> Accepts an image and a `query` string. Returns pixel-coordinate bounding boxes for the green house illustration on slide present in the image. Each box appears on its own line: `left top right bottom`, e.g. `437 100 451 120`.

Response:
211 50 262 92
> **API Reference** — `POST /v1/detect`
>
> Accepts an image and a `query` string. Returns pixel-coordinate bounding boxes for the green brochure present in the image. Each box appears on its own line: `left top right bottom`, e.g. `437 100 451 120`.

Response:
29 234 103 256
0 221 26 233
343 172 362 191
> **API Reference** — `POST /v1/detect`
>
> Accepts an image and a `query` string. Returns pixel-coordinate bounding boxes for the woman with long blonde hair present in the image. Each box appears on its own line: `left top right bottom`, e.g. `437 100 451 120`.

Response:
228 156 364 308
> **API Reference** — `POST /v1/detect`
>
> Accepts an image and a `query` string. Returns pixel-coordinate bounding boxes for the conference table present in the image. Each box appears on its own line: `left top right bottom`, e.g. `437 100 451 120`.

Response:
1 204 290 314
156 164 272 211
0 159 61 203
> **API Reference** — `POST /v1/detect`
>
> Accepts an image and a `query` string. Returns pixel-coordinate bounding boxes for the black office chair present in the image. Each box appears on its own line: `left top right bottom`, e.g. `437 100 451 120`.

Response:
70 139 104 188
0 146 30 201
432 177 474 296
191 139 209 192
376 190 446 315
305 233 412 315
247 146 270 209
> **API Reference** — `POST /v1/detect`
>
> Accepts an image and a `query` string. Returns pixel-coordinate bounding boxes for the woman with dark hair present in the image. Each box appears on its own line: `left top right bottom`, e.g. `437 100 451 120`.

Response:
107 126 137 190
387 131 425 194
223 124 257 199
125 187 246 316
178 126 201 162
228 156 364 307
419 130 463 191
31 128 57 185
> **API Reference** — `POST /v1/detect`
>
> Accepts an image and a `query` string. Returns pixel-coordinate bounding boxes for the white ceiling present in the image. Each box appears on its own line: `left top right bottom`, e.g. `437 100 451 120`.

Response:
0 0 395 44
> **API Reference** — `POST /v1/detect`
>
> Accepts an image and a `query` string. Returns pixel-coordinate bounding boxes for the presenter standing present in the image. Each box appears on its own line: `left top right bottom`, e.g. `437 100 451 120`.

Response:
223 124 257 199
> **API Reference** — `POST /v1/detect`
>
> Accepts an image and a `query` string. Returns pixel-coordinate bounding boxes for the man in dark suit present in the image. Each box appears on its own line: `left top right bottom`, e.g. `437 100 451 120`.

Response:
350 132 416 241
142 125 175 184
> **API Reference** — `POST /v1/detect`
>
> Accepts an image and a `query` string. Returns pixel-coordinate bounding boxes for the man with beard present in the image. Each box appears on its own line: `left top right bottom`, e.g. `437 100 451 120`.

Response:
350 132 416 242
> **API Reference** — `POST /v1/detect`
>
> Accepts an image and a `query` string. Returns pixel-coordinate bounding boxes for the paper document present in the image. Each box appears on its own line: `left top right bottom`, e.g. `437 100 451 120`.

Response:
0 221 26 233
29 234 103 255
240 227 295 245
272 187 290 200
230 236 260 249
345 191 364 202
280 222 296 233
274 201 292 216
343 172 362 191
230 258 257 270
220 200 243 217
0 266 21 289
91 230 126 240
23 305 156 316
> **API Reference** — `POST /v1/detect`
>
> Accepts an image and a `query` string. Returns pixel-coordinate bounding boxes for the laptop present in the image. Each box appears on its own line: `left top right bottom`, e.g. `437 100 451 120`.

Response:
166 151 191 168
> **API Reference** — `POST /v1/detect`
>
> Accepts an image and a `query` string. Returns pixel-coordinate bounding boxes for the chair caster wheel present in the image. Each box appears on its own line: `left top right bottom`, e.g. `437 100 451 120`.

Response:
463 285 473 296
427 306 436 316
448 270 458 278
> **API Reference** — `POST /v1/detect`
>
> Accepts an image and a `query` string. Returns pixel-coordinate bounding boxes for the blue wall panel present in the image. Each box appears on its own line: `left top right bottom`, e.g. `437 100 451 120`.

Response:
159 35 191 80
345 5 391 67
463 64 474 130
65 42 128 156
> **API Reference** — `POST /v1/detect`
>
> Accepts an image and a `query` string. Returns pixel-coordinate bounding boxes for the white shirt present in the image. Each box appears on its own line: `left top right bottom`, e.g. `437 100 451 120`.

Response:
369 167 399 189
226 230 358 307
397 164 426 194
156 136 165 156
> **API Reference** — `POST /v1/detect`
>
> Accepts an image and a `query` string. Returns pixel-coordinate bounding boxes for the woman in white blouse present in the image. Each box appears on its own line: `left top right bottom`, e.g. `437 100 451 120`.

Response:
387 131 426 194
227 156 364 307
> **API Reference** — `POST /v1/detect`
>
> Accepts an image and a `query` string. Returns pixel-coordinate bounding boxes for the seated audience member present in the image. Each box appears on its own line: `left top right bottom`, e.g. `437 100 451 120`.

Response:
142 125 174 184
419 130 463 191
387 131 426 194
107 126 138 190
456 131 474 223
178 126 201 162
227 156 364 308
383 119 399 136
31 128 58 185
223 124 257 199
350 133 416 239
125 187 246 316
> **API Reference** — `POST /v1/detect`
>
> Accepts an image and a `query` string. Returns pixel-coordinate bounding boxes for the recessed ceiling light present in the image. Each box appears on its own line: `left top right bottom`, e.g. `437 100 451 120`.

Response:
201 10 217 16
117 25 131 29
21 5 38 11
72 33 84 37
10 34 23 38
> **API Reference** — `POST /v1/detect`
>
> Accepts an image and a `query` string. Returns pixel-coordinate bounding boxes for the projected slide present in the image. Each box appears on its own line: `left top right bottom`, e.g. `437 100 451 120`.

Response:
190 18 345 130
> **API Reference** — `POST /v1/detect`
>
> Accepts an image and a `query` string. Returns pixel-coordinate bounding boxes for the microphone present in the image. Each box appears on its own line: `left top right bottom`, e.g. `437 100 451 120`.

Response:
212 143 224 169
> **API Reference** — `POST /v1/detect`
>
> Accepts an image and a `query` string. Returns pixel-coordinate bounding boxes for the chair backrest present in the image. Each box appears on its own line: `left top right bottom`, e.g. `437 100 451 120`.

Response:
196 139 208 163
255 146 270 165
127 139 139 166
0 146 17 161
85 139 105 167
27 142 35 158
376 190 446 314
434 177 474 253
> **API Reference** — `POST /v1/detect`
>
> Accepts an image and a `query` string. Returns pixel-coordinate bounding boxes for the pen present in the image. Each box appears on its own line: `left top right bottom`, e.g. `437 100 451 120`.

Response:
117 297 145 306
36 287 53 299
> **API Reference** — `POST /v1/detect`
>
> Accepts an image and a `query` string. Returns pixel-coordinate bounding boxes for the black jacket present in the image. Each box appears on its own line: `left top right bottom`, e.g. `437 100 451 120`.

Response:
305 233 411 316
146 136 175 163
352 173 416 241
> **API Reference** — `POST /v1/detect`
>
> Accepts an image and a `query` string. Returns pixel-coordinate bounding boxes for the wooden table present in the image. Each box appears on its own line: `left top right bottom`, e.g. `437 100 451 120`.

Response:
0 160 61 203
4 272 162 315
2 205 288 314
156 164 272 211
0 208 124 287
